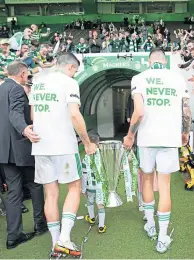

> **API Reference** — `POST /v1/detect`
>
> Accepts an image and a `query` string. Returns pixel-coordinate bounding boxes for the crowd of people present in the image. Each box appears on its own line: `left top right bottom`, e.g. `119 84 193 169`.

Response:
0 19 193 258
0 20 194 74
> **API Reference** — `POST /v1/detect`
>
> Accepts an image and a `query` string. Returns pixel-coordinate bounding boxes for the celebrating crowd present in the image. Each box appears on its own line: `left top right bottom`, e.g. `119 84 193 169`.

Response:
0 18 193 258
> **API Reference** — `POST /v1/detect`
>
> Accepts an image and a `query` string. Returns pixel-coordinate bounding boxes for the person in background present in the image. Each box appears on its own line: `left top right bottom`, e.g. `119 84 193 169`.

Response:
82 134 107 234
18 44 36 70
66 37 74 53
11 18 16 31
75 38 89 54
30 39 40 59
0 39 16 84
30 24 50 42
9 27 32 52
89 31 102 53
178 47 194 69
110 34 123 53
46 44 55 62
141 35 155 52
36 44 56 68
102 35 112 53
0 61 47 250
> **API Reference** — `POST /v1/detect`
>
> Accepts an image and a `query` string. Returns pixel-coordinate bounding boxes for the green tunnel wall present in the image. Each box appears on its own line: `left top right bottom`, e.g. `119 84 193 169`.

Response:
14 13 190 26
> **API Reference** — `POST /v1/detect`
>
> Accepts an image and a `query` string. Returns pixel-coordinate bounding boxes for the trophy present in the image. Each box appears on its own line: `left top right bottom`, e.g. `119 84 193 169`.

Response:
99 141 124 208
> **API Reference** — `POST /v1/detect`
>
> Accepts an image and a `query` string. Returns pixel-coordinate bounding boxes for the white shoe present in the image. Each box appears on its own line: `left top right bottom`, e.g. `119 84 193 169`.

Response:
156 235 172 253
144 223 157 239
139 205 144 212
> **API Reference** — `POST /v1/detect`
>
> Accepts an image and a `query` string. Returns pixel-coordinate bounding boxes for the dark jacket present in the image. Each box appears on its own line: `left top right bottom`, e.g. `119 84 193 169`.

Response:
0 78 34 166
89 38 102 53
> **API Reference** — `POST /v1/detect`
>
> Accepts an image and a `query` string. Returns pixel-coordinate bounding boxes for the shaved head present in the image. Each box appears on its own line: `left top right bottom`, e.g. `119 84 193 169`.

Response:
149 48 167 66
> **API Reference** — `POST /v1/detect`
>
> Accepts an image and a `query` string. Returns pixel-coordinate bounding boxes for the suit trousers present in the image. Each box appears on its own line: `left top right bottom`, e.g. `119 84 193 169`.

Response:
2 163 46 240
0 165 6 192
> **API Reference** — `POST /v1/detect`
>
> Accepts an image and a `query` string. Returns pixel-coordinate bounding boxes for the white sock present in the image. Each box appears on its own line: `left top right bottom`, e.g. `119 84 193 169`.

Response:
158 211 171 239
87 192 95 219
143 201 155 228
98 208 105 228
87 204 95 219
47 221 60 249
59 212 76 244
138 192 143 207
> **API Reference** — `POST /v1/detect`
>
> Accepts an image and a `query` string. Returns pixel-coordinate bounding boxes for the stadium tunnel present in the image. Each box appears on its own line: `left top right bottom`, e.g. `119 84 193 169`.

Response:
79 68 139 139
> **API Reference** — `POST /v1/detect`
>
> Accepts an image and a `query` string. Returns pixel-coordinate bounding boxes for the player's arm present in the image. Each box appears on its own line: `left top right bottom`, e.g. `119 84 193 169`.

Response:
181 78 192 146
182 97 191 134
127 93 144 139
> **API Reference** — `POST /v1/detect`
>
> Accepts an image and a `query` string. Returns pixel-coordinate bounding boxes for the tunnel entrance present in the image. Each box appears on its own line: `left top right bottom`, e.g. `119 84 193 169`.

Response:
79 68 138 139
74 53 171 139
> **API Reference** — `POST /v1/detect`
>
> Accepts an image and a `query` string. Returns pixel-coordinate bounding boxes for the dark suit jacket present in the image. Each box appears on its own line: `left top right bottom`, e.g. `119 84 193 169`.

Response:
0 78 34 166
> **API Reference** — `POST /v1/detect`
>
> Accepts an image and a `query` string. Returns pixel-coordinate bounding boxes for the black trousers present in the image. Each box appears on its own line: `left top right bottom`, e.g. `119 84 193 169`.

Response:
0 165 6 192
2 163 46 240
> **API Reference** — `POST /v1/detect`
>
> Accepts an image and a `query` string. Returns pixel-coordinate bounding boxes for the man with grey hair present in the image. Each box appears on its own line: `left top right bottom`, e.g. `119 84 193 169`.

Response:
30 53 97 257
0 61 47 249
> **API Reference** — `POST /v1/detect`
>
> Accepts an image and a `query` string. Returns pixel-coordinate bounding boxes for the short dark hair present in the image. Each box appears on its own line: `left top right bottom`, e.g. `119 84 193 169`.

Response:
7 61 28 76
149 48 165 58
57 53 80 67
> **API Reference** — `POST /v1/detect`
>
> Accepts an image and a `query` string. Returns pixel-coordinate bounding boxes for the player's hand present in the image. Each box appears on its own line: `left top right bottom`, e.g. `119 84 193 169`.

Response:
182 133 189 146
23 125 40 143
84 142 97 155
123 135 135 150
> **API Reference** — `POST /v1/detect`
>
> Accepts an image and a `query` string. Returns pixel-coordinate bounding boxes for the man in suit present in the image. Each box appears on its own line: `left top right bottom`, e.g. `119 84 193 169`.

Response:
0 61 47 249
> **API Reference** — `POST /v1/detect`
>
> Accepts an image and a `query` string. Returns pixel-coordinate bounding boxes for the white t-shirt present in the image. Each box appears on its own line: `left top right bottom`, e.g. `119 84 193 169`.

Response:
30 71 80 155
131 68 189 148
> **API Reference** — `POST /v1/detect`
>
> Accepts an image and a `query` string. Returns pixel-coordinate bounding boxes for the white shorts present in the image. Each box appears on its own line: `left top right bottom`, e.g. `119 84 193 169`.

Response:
138 147 180 174
35 154 82 184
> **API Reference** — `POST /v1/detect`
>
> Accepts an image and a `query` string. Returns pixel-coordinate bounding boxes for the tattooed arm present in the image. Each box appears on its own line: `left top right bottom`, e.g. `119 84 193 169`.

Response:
124 93 144 149
182 97 191 134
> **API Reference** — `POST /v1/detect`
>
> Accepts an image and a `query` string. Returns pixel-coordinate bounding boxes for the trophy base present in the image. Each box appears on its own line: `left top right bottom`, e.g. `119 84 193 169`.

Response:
106 191 123 208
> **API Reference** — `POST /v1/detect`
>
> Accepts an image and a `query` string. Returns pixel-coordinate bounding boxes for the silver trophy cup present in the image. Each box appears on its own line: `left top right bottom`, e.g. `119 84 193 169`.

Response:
99 140 124 207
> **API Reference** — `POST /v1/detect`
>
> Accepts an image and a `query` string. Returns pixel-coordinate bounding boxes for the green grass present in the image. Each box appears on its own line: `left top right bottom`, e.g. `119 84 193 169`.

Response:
0 172 194 259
